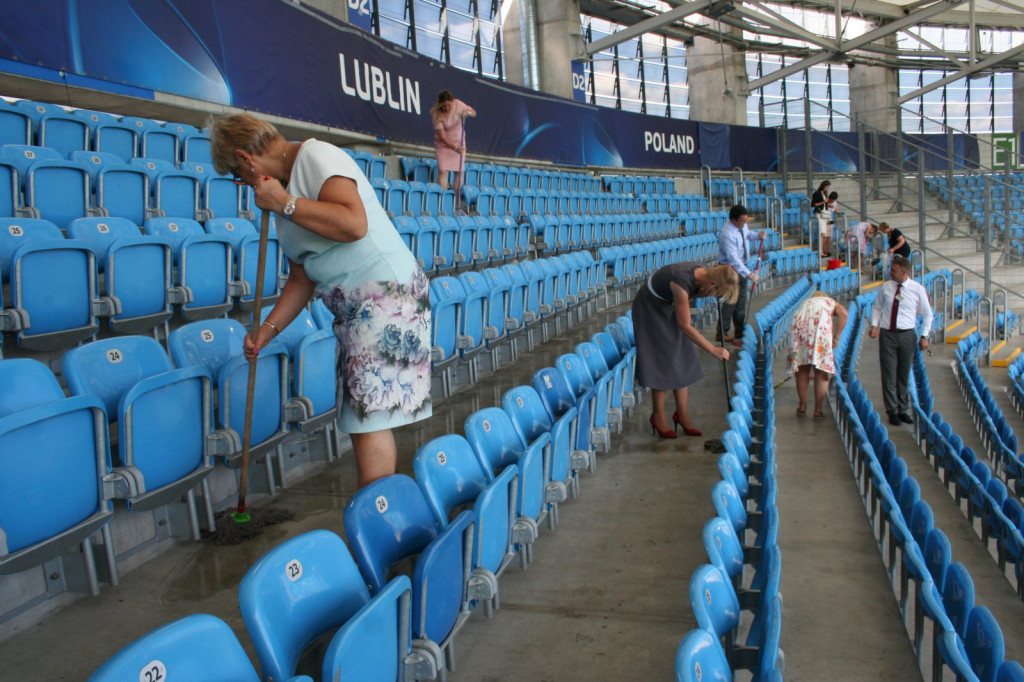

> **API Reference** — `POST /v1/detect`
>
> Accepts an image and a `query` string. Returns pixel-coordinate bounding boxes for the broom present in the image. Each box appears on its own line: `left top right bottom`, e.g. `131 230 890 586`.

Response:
206 209 293 545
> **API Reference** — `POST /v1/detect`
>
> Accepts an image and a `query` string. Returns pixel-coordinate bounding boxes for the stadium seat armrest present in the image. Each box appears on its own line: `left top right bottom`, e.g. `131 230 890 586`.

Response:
92 296 122 317
206 428 241 457
0 307 29 331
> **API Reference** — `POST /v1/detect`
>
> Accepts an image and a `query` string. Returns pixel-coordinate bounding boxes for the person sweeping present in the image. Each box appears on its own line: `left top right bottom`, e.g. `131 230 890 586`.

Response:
210 114 433 491
630 262 738 439
716 204 766 348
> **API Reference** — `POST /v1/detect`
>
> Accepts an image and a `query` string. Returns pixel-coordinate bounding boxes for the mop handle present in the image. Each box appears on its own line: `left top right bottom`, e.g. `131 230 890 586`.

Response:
238 210 271 514
454 116 466 213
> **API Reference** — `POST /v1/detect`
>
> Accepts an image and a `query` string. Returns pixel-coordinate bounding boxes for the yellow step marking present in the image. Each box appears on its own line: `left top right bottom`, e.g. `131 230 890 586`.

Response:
945 325 978 343
992 347 1022 368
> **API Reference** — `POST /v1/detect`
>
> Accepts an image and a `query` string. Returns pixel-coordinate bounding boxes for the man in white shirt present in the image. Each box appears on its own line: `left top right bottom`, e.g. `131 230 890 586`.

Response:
868 255 933 425
717 204 765 346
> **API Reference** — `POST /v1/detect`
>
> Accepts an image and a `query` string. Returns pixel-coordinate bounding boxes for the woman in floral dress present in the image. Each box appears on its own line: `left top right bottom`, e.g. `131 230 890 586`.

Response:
788 292 848 419
210 114 431 488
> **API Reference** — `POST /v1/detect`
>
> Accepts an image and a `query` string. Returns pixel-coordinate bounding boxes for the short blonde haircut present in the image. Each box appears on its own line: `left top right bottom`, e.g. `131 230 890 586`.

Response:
208 114 283 177
707 264 740 305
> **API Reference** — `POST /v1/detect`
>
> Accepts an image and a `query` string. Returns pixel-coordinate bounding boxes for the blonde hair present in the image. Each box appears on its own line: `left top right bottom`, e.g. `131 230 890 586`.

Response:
208 114 283 177
706 264 740 305
811 291 831 299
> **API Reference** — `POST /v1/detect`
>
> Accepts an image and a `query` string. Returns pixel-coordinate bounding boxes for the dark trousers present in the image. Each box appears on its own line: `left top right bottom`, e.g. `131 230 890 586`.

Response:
879 328 915 416
720 276 750 337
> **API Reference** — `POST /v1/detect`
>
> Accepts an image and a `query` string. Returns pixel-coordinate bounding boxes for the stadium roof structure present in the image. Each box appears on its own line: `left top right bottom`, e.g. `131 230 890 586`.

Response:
579 0 1024 99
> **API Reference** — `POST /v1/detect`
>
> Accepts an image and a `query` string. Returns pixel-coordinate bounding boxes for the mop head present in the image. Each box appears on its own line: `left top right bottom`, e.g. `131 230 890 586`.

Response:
703 439 726 454
203 506 295 545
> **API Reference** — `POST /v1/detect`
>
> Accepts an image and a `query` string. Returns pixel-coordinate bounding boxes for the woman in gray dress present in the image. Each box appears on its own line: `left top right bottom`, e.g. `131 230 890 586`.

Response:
631 262 739 438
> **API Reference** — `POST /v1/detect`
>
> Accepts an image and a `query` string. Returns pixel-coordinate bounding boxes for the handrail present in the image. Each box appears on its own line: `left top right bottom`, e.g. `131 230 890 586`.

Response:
978 297 994 366
952 269 965 321
933 276 949 345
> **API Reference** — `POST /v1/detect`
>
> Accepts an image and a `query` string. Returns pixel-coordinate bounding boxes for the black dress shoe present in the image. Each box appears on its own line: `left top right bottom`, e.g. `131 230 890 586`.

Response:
899 413 913 424
888 413 901 425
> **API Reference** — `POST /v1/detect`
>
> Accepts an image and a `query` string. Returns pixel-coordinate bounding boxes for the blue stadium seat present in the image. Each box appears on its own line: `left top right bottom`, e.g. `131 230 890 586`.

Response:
0 99 32 146
204 217 282 311
67 217 175 335
143 217 233 320
95 161 151 225
464 406 548 559
62 336 216 540
502 384 573 519
14 100 89 157
0 361 117 595
181 133 213 164
130 157 204 221
168 318 292 491
675 628 732 682
0 217 106 350
239 529 420 682
414 433 517 606
965 605 1005 682
343 474 472 676
71 109 138 161
86 613 305 682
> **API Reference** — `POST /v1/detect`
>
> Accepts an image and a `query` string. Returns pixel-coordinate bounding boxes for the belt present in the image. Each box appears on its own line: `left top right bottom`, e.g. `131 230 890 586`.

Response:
882 328 915 333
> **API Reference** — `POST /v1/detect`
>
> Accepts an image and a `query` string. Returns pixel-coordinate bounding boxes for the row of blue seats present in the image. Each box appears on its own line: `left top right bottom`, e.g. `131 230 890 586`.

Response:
0 216 282 352
677 323 783 681
86 319 640 681
603 174 674 194
0 98 211 165
0 308 340 592
836 294 1023 681
460 183 644 219
809 266 859 297
597 234 719 304
643 193 709 215
765 247 819 285
0 143 251 228
399 154 603 192
428 253 607 396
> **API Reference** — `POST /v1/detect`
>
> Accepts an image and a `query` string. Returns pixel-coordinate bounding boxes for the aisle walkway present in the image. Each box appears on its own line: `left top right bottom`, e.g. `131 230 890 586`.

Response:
4 284 1021 680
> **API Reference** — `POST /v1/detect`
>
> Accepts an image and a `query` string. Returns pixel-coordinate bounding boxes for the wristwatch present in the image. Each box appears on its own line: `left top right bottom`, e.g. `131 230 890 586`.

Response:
282 195 297 216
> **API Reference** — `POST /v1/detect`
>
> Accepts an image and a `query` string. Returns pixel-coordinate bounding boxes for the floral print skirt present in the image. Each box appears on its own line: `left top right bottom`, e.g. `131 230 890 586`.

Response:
319 269 432 433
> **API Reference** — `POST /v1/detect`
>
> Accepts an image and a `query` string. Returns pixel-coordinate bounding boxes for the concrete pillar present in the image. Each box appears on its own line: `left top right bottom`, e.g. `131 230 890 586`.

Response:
502 0 584 98
686 20 748 125
848 37 899 133
1014 71 1024 134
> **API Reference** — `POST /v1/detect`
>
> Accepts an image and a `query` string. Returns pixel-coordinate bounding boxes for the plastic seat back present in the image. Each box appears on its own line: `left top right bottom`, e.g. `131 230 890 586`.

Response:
343 474 470 643
87 614 262 682
688 563 740 638
0 358 66 418
239 530 370 682
943 561 976 639
702 516 745 580
675 628 732 682
965 605 1005 682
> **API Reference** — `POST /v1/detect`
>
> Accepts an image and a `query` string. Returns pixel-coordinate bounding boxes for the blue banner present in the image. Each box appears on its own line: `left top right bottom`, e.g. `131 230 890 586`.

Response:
0 0 953 175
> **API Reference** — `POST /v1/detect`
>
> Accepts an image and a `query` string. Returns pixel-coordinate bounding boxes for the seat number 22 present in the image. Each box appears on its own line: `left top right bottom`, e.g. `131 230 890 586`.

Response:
139 660 166 682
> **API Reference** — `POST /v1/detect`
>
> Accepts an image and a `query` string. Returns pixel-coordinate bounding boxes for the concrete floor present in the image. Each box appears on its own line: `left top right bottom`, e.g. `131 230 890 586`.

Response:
1 284 1022 680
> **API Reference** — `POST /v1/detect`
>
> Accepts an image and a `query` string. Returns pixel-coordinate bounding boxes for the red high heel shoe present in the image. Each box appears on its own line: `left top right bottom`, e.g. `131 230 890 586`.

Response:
672 412 702 437
649 414 677 439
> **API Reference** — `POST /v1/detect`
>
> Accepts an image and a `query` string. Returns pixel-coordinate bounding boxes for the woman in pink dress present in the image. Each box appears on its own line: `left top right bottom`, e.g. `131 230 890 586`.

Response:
788 292 848 419
431 90 476 198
